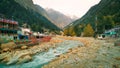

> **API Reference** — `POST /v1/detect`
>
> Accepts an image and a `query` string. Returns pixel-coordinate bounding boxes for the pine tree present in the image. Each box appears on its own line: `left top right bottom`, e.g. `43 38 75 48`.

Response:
69 26 76 36
63 26 76 36
63 28 69 36
83 24 94 37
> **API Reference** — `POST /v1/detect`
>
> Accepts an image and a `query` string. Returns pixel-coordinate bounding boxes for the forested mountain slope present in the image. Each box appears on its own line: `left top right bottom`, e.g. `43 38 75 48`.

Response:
64 0 120 36
0 0 60 32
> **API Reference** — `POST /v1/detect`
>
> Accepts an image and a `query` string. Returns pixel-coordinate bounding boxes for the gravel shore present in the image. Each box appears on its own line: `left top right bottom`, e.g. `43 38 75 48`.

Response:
43 36 120 68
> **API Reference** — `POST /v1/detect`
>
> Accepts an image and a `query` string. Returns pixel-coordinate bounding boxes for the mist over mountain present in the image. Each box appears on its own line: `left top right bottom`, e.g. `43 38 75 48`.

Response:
34 5 75 28
45 8 75 28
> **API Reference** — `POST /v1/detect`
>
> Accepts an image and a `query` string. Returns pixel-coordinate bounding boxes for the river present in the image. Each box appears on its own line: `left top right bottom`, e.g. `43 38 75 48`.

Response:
0 40 83 68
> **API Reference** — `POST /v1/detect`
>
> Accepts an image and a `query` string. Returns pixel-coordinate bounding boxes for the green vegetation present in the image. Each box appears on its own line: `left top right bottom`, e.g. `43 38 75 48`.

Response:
83 24 94 37
63 26 76 36
0 0 60 32
64 0 120 36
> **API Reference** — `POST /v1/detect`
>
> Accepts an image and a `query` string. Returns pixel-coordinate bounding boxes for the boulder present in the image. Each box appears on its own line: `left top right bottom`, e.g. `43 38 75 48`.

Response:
17 55 32 64
55 55 60 57
0 53 9 61
7 52 31 65
21 45 28 49
1 42 16 50
2 48 10 52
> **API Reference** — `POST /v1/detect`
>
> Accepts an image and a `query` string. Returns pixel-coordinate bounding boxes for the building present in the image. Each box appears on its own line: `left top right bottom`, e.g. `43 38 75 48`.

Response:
104 26 120 38
33 32 45 39
17 27 32 40
0 18 18 40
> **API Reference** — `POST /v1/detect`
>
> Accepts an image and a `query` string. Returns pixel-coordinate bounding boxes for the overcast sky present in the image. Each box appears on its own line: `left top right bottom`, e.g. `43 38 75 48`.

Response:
33 0 100 18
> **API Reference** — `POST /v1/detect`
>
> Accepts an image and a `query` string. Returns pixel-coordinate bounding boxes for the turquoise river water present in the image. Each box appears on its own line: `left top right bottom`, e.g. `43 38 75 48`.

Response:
0 40 83 68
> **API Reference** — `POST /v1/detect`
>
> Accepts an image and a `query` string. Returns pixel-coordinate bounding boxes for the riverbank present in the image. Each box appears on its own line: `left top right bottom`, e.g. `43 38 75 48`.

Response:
0 35 84 68
43 36 120 68
0 36 119 68
0 36 58 64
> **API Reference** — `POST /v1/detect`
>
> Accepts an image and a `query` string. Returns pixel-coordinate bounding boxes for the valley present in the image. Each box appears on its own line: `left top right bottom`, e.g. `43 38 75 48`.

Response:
0 0 120 68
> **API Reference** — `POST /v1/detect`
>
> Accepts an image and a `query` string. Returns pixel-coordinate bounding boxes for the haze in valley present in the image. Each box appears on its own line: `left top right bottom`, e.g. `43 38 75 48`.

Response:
33 0 100 18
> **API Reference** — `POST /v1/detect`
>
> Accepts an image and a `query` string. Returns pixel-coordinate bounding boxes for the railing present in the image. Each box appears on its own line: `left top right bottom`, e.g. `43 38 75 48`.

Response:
0 18 18 25
0 25 18 30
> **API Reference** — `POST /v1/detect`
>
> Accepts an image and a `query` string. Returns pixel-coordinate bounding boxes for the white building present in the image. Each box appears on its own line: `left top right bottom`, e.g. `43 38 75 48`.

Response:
17 27 32 40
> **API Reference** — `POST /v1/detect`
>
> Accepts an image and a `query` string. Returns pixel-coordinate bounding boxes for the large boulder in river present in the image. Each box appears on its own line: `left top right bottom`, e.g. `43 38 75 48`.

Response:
0 42 17 50
17 55 32 64
7 52 32 65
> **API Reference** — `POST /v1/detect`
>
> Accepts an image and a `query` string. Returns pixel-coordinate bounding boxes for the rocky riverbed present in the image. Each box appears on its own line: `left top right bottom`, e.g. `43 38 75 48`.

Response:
0 36 84 68
43 36 120 68
0 36 119 68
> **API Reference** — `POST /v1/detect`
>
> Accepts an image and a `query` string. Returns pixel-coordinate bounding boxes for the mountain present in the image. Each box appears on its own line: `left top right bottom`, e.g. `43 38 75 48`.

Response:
34 5 73 28
35 6 75 29
64 0 120 36
34 5 49 19
45 9 74 28
0 0 60 32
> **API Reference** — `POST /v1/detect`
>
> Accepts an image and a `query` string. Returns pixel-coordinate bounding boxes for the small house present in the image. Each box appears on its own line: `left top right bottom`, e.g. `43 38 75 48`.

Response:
17 27 32 40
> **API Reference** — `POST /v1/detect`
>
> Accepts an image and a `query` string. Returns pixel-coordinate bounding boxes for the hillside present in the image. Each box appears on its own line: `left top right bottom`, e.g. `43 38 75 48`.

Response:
0 0 60 32
64 0 120 36
33 6 74 28
45 8 74 28
34 5 49 20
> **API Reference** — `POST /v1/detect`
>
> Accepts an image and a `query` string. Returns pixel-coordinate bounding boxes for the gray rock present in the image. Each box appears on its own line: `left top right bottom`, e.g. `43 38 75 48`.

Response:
17 55 32 64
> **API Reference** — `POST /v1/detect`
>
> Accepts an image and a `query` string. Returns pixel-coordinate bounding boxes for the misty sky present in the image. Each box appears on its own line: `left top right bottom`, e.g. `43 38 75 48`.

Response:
33 0 100 18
